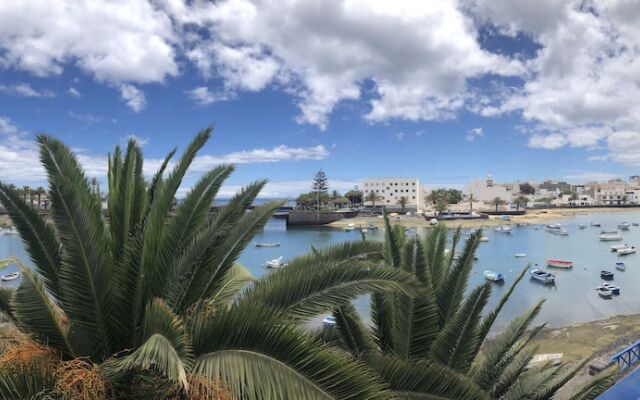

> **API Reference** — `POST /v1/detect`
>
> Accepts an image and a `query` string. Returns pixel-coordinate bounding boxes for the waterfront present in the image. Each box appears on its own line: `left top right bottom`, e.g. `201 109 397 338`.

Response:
2 210 640 331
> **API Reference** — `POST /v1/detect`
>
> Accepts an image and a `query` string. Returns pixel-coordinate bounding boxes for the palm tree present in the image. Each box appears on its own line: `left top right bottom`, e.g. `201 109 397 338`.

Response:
492 197 505 212
398 196 408 213
515 195 529 211
0 129 417 399
322 213 612 399
22 185 30 205
35 186 45 209
365 191 383 211
468 193 475 213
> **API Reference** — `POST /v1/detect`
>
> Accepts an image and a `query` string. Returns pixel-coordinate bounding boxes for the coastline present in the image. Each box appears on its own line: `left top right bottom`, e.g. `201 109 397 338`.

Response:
328 207 640 230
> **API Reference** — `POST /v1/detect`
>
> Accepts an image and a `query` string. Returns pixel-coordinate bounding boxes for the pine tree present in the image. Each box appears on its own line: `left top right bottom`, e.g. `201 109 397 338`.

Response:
312 170 329 211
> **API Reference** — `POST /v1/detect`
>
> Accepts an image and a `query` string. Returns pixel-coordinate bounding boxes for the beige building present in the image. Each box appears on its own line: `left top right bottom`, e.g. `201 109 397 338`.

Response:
362 178 423 211
465 175 515 203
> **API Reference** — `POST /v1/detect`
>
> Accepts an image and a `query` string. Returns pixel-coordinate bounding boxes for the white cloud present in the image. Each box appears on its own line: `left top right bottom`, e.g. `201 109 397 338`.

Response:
68 111 103 124
122 134 150 146
67 87 81 97
392 132 405 141
216 179 359 198
465 127 484 142
562 171 622 183
119 84 146 112
0 82 54 97
186 86 230 105
191 144 329 169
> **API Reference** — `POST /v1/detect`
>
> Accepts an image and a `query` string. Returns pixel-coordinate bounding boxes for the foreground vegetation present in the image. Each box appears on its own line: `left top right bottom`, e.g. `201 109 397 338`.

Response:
0 128 615 399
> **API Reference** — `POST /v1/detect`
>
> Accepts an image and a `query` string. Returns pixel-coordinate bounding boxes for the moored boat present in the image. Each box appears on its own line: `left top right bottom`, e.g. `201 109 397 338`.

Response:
322 315 337 327
602 283 620 295
615 262 626 271
495 225 512 233
484 270 504 282
546 259 573 269
611 243 629 252
591 222 601 227
578 224 587 229
601 230 618 234
265 256 284 269
600 233 623 241
255 241 280 247
596 286 613 299
600 270 614 280
618 222 630 231
634 222 640 227
530 269 555 283
617 246 636 256
514 253 526 258
480 236 489 242
0 272 19 281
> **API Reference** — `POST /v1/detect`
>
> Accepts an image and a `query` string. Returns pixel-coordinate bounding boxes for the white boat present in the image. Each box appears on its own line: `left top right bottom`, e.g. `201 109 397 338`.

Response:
344 226 354 232
322 315 337 327
265 256 284 269
514 253 526 258
596 286 613 299
546 224 568 235
602 283 620 295
616 262 626 271
480 236 489 242
361 228 368 233
611 243 629 252
600 233 623 241
484 270 504 282
495 225 512 233
618 222 630 231
0 227 17 236
255 242 280 247
530 269 555 284
617 246 636 256
0 272 19 281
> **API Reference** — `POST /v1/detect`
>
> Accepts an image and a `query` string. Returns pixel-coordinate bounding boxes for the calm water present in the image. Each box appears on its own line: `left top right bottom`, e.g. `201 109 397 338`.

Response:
2 211 640 331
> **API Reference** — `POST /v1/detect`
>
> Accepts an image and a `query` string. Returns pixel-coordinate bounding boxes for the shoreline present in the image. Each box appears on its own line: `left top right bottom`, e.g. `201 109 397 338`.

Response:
328 207 640 230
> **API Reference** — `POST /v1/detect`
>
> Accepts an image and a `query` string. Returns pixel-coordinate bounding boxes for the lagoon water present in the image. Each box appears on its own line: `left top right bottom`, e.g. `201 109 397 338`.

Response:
1 210 640 331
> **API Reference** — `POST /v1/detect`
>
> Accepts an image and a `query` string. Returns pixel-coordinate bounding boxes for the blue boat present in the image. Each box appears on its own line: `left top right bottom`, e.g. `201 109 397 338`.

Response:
616 262 626 271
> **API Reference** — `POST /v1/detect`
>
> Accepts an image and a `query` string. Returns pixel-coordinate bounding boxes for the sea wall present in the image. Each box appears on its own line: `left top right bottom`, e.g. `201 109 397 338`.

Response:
286 210 359 226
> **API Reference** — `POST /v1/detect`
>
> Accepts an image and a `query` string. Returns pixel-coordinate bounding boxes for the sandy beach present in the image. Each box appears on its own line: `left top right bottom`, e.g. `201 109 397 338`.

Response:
328 207 640 230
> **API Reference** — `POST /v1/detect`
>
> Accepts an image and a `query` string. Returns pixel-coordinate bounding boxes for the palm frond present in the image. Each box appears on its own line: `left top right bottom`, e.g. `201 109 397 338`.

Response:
489 344 538 398
206 263 254 308
146 147 176 214
37 134 114 359
435 229 481 324
0 287 15 324
531 358 591 400
471 300 544 390
499 365 559 400
334 302 376 357
429 283 491 372
371 292 395 355
243 261 419 322
566 368 616 400
286 240 383 270
189 303 388 400
0 182 62 300
446 226 462 268
12 264 74 357
0 354 57 399
368 355 489 400
383 210 403 269
424 224 447 290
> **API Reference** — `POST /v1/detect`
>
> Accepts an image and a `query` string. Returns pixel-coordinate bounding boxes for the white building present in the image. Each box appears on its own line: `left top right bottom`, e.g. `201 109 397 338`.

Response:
465 175 515 204
362 178 423 211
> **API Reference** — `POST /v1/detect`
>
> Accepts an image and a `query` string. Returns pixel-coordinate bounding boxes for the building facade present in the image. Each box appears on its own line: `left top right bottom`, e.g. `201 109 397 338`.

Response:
362 178 423 211
465 175 515 203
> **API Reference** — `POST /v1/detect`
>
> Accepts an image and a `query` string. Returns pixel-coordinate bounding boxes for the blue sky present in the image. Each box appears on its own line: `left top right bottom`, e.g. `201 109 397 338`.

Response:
0 0 639 197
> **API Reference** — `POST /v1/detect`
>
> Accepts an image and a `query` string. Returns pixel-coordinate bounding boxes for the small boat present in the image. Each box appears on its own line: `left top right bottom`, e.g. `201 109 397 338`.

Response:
546 259 573 269
546 224 568 235
617 246 636 256
600 270 614 280
344 226 354 232
591 222 601 227
0 272 19 281
601 230 618 234
530 269 555 284
611 243 629 252
600 233 623 241
578 224 587 229
255 242 280 247
500 215 511 221
265 256 284 269
602 283 620 295
514 253 526 258
480 236 489 242
634 222 640 227
360 228 368 233
618 222 630 231
596 286 613 299
616 262 626 271
322 315 337 327
484 271 504 282
495 225 512 233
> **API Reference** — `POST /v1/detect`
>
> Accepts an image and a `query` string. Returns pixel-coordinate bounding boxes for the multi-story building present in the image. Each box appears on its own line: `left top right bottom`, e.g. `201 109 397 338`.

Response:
362 178 423 211
465 175 515 204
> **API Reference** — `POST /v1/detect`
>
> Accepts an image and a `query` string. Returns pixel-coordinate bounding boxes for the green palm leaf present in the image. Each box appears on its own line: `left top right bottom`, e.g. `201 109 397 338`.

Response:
244 261 418 321
0 182 62 300
37 134 113 359
566 369 616 400
0 286 15 324
333 302 376 356
145 147 176 214
207 263 254 308
499 365 559 400
12 264 74 357
190 303 387 400
429 283 491 371
286 240 383 269
368 355 489 400
424 224 447 290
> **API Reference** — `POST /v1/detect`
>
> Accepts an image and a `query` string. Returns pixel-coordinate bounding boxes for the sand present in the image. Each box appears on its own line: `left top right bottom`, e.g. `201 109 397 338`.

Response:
328 207 640 230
